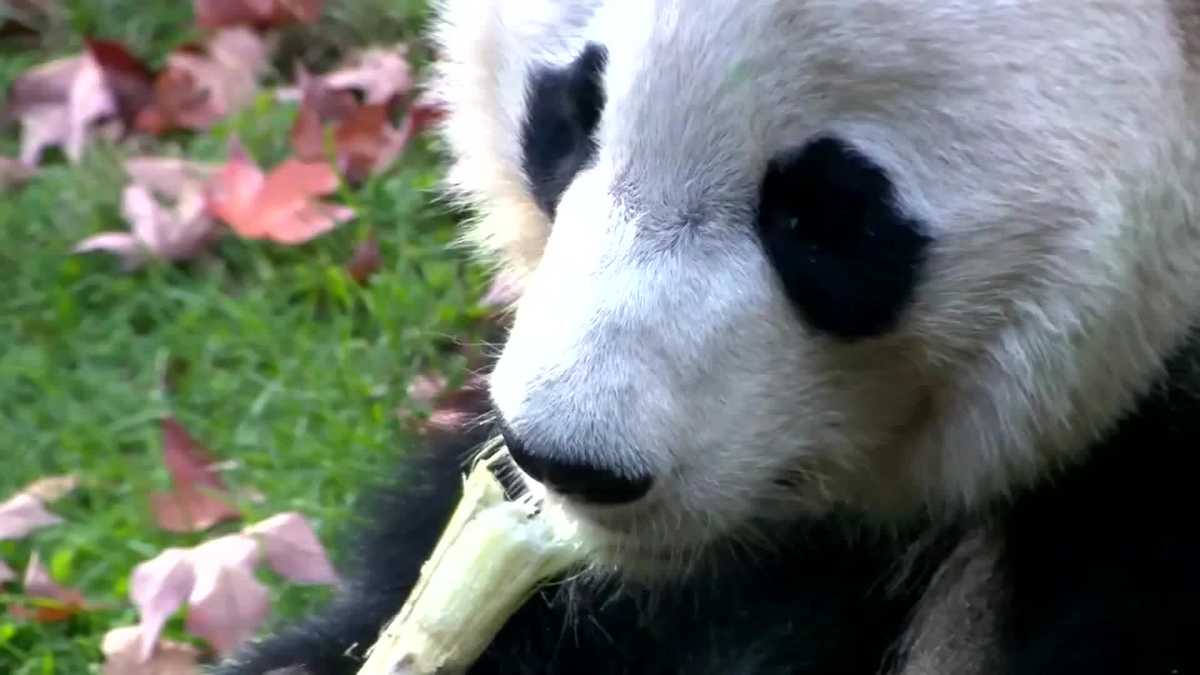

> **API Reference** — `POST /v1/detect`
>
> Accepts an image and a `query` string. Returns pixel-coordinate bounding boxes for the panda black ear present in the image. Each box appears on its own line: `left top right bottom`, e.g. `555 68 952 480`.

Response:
520 43 609 219
755 136 932 341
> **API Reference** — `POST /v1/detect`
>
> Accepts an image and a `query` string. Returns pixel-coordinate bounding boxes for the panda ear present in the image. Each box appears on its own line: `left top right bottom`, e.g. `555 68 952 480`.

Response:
755 136 932 341
429 0 601 277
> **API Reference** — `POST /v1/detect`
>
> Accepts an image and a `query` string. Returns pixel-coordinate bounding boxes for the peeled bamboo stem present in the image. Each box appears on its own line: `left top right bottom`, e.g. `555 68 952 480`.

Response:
356 444 595 675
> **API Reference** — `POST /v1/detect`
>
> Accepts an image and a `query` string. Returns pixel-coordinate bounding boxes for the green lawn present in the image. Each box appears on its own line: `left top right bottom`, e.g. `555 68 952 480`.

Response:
0 2 492 672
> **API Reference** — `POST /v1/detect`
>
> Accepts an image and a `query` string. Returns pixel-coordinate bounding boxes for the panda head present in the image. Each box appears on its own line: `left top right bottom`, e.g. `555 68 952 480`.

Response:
431 0 1200 571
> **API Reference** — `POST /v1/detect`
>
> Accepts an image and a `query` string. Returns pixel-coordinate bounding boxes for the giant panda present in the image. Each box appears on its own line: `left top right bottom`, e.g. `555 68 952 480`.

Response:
216 1 1200 673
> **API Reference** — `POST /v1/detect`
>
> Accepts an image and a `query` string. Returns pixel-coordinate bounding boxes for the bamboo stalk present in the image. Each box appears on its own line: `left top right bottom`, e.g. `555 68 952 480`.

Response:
355 443 596 675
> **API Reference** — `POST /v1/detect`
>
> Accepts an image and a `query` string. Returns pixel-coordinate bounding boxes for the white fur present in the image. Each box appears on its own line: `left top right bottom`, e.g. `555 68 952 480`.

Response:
430 0 1200 556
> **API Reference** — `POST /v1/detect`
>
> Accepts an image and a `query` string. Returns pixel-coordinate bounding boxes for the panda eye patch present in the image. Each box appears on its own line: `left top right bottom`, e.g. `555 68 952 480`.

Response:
520 43 609 219
755 136 932 341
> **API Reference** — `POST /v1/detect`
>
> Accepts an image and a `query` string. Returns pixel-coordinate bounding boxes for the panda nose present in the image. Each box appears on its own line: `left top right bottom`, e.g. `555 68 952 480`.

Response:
500 426 653 505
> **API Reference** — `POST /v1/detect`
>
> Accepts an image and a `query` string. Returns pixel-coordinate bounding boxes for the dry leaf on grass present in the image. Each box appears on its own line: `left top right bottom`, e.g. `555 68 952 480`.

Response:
75 156 221 270
6 52 120 165
7 28 268 156
11 551 90 623
207 142 354 244
185 556 271 656
321 46 412 106
86 39 156 126
244 512 338 585
149 417 241 534
135 28 268 135
330 102 411 183
75 183 218 270
284 47 431 182
129 549 197 662
18 474 79 503
127 513 337 657
194 0 324 30
101 625 202 675
124 156 220 195
0 475 72 582
0 492 63 541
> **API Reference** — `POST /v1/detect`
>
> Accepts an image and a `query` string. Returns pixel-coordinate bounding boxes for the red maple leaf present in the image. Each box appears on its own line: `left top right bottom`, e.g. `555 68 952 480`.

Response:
206 142 354 245
149 417 241 534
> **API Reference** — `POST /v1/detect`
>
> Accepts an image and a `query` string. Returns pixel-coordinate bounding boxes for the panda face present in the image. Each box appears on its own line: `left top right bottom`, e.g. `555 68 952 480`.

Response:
433 0 1200 569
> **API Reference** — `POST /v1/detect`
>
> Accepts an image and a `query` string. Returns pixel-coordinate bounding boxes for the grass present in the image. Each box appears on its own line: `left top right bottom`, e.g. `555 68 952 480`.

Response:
0 2 493 672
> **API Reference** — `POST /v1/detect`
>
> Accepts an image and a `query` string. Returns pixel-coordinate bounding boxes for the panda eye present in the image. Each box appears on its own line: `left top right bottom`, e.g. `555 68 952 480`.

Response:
755 136 932 341
520 43 609 219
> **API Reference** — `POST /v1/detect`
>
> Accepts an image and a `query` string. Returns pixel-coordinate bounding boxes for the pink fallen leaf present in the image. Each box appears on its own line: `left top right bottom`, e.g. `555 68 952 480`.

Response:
6 54 80 117
127 534 262 659
190 533 262 574
194 0 324 29
86 39 156 126
124 156 219 195
193 0 275 29
288 91 327 162
123 520 335 657
332 103 410 183
0 492 62 540
129 549 197 661
399 92 447 139
23 551 87 604
75 182 218 270
81 158 224 269
321 46 412 107
0 560 15 585
18 474 80 503
287 67 357 163
244 513 338 585
161 417 227 492
293 65 358 122
7 52 119 165
207 143 354 244
135 28 267 134
102 625 202 675
186 560 270 657
150 489 241 534
13 550 89 622
288 81 408 182
149 417 241 533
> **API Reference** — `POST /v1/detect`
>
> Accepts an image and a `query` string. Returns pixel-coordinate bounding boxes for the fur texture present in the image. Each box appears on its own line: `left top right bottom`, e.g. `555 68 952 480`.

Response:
214 345 1200 674
439 0 1200 549
216 1 1200 673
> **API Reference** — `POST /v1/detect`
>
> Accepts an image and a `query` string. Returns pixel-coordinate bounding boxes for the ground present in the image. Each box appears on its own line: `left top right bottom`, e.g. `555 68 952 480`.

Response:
0 2 491 672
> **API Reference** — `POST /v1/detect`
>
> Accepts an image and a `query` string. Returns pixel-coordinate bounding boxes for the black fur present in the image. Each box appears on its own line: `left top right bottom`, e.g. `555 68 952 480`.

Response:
996 345 1200 674
755 136 932 341
520 43 608 219
215 336 1200 675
